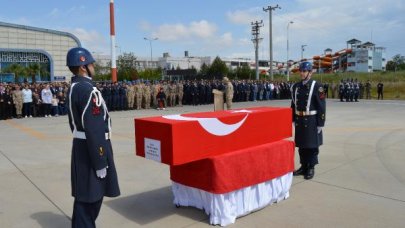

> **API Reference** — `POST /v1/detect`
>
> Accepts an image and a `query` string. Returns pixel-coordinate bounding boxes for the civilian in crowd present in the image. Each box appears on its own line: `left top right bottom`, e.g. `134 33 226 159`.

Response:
22 84 33 118
41 84 53 117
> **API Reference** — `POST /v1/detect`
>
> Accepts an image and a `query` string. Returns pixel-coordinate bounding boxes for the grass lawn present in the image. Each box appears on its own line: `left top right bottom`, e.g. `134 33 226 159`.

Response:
284 71 405 100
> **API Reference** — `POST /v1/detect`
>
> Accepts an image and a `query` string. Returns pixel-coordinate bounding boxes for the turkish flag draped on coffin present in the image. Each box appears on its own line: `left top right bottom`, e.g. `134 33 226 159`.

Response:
135 106 292 165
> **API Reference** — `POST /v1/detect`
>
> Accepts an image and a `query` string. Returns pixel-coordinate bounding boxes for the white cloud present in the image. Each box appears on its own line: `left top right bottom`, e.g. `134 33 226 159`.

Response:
64 28 108 53
190 20 217 38
152 23 189 41
218 32 233 46
255 0 405 61
152 20 217 41
226 8 261 25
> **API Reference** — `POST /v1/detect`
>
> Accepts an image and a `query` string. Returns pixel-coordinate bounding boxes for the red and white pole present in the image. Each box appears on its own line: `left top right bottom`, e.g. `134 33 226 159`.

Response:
110 0 117 82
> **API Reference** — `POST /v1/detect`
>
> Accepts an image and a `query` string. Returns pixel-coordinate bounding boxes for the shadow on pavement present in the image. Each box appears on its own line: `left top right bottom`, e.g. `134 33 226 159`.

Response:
105 186 207 226
31 211 71 228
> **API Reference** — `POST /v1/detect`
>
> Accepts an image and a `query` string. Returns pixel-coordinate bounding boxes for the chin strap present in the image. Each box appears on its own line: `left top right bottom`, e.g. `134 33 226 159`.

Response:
84 65 92 78
303 71 311 81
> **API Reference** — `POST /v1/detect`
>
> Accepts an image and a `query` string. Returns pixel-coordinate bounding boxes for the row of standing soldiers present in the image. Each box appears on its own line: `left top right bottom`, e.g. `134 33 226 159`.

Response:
96 79 293 110
337 79 371 102
98 81 184 110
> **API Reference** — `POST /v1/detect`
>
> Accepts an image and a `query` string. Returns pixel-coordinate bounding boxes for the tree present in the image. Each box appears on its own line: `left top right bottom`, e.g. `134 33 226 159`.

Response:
39 63 50 81
116 52 138 81
94 61 110 81
387 54 405 71
234 64 252 79
208 56 228 79
2 63 26 82
199 63 209 78
26 63 40 83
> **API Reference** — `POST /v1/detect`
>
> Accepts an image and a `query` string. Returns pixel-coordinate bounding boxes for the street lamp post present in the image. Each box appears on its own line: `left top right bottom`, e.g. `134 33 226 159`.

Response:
286 21 293 81
144 37 158 79
301 44 307 61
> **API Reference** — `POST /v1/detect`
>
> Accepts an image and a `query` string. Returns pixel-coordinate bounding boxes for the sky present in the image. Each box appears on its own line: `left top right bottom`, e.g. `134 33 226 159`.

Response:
1 0 404 62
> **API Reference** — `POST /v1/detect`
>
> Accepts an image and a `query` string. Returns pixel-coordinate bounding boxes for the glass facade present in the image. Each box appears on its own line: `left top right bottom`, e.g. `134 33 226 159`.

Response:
0 21 81 82
0 51 51 82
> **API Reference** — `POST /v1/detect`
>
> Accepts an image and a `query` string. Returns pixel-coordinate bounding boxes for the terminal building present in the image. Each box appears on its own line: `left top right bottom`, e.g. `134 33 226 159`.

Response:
0 21 81 82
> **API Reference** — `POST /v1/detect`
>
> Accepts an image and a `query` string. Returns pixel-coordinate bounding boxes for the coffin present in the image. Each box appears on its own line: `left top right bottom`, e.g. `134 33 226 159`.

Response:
135 106 292 165
170 140 295 194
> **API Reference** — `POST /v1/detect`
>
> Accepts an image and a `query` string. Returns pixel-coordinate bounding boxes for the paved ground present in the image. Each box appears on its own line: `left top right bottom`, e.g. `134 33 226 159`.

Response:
1 99 405 228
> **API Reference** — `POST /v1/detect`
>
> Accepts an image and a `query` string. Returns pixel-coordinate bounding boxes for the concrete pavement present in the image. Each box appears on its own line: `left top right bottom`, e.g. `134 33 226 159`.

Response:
1 99 405 227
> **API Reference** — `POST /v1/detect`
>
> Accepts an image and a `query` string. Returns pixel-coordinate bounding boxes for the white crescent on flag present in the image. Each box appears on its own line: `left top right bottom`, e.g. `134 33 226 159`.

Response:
162 110 252 136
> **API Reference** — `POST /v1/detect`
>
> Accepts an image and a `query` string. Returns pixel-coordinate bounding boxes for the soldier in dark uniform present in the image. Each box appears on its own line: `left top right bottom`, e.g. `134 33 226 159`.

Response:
349 79 354 102
377 81 384 100
339 80 345 102
102 83 112 111
118 82 127 110
353 79 360 102
291 62 326 180
66 47 120 227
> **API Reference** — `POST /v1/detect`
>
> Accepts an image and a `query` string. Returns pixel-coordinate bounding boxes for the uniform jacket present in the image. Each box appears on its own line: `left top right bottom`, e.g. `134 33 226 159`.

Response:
66 76 120 203
291 79 326 148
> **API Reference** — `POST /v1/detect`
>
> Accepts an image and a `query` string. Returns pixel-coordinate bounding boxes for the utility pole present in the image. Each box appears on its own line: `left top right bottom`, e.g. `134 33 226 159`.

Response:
286 21 293 82
263 4 281 81
301 45 307 60
251 20 264 80
144 37 158 79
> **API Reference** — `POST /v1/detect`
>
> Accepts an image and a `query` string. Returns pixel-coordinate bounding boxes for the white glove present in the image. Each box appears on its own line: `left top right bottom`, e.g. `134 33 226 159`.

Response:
96 167 107 179
317 127 322 134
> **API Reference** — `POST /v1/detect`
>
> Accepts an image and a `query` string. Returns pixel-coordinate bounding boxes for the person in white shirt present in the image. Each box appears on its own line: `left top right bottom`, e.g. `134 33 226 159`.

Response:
41 84 53 117
22 84 33 118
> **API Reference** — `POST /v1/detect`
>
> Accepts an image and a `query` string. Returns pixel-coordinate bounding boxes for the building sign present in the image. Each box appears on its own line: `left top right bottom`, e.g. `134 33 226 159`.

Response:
53 76 66 81
0 51 49 63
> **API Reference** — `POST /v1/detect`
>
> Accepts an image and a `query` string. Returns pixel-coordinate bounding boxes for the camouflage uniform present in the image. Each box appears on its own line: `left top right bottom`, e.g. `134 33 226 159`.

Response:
151 83 159 108
143 83 151 109
12 87 23 118
223 77 234 110
126 84 135 109
169 82 177 107
135 82 143 110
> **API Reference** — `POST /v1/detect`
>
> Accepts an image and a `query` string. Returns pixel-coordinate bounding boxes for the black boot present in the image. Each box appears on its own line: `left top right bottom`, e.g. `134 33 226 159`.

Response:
293 165 307 176
304 167 315 180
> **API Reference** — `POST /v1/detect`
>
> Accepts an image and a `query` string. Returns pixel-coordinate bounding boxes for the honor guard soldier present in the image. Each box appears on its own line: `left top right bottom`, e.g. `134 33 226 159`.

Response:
66 47 120 227
291 62 326 180
223 76 234 109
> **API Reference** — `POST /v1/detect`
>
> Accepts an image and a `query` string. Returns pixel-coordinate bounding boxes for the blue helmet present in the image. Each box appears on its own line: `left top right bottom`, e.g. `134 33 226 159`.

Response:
299 61 312 72
66 47 95 67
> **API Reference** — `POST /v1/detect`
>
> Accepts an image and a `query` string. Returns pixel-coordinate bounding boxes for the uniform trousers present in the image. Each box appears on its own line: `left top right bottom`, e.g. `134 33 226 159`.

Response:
72 198 103 228
298 148 319 167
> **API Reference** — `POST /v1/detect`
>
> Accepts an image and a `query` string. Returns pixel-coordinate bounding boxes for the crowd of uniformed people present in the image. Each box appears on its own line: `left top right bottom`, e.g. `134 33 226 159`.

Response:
322 79 373 102
0 77 381 121
0 79 294 120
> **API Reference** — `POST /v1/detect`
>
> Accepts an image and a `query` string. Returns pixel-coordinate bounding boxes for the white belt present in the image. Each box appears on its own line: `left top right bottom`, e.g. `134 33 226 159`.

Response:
295 110 317 116
73 130 111 140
